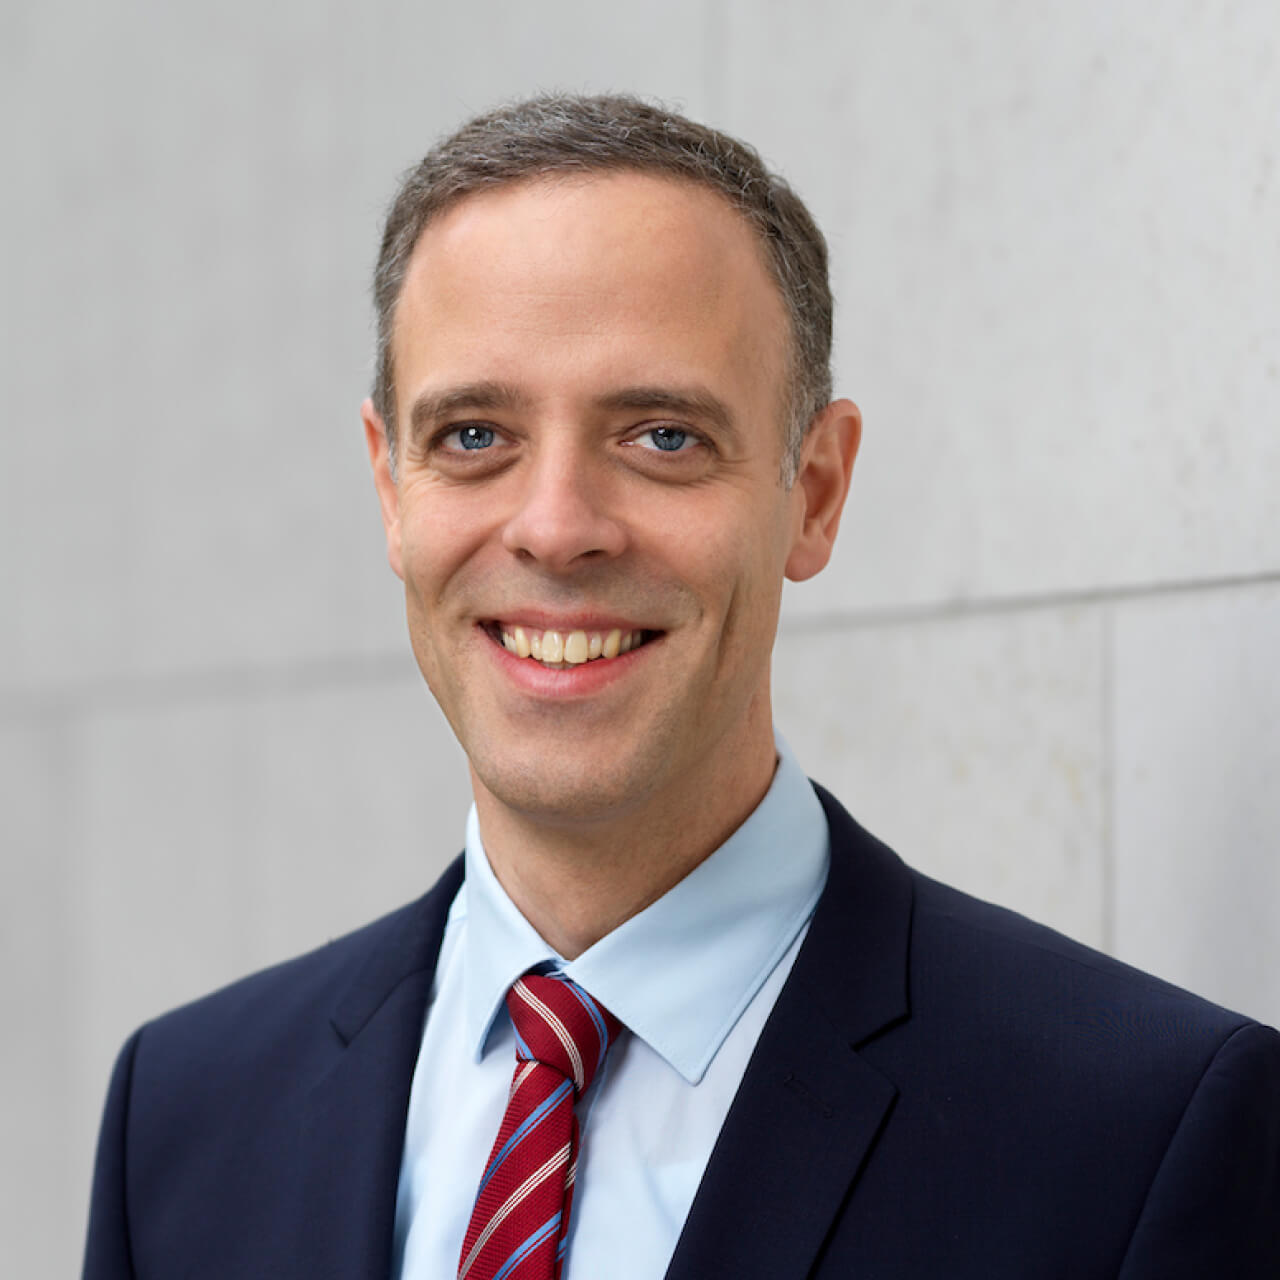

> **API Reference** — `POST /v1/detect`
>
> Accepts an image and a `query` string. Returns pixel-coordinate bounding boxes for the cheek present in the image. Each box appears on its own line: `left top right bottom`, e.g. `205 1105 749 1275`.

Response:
694 524 788 647
397 499 487 599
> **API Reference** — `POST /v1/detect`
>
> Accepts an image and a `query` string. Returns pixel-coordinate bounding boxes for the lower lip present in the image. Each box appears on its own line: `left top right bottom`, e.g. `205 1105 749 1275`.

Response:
481 627 656 698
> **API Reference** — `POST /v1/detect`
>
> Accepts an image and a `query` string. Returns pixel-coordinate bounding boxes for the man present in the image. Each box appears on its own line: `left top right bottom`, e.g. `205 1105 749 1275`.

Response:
84 94 1279 1279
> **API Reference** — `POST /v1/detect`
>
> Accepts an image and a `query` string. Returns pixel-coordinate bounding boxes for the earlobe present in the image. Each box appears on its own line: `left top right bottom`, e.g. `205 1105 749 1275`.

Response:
362 398 405 581
784 398 861 583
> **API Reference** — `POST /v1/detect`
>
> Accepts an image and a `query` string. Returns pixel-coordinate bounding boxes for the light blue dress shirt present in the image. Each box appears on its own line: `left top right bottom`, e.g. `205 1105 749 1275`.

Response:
392 735 830 1279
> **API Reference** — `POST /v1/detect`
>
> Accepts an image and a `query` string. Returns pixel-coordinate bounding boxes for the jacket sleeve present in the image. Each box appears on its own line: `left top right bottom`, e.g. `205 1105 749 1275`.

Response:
1118 1020 1280 1278
82 1028 143 1280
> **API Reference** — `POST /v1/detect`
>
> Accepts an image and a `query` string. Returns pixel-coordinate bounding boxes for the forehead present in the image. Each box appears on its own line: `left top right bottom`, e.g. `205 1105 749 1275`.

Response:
390 172 790 418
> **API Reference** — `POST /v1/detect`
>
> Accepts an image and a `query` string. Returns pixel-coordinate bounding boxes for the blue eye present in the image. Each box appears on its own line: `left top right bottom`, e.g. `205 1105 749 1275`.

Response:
458 424 491 450
456 425 495 450
644 426 689 452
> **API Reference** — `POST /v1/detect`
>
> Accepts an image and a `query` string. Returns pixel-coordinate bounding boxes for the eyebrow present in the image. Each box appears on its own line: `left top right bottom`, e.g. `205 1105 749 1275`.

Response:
594 386 739 442
407 381 531 440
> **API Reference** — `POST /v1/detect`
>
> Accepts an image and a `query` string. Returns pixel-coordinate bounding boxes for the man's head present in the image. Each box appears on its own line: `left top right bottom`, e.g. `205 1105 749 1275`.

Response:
363 95 859 865
371 93 834 483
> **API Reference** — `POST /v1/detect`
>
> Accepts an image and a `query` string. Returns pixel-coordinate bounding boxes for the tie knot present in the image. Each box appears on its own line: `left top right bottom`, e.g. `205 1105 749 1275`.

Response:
506 973 621 1095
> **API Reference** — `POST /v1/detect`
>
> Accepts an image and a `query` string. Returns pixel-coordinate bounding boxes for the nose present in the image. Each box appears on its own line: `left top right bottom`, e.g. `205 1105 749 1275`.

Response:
500 446 627 571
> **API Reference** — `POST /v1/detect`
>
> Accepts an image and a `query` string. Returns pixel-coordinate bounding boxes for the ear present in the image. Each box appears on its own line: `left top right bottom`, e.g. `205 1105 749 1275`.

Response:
362 398 404 581
784 398 861 582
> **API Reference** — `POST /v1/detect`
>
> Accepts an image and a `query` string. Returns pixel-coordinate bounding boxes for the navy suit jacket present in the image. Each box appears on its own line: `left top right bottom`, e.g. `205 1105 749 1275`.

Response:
84 786 1280 1277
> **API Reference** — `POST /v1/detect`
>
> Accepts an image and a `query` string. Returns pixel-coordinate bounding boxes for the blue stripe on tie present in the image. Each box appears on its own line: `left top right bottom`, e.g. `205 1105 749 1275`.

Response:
564 981 610 1074
492 1212 561 1280
513 1025 533 1061
475 1079 573 1198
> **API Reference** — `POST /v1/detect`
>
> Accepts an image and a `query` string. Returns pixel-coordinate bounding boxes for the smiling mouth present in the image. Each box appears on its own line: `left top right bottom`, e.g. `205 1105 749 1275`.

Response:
484 622 659 670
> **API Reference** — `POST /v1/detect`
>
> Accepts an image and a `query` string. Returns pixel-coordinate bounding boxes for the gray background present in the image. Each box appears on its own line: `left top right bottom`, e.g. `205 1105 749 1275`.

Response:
4 2 1279 1274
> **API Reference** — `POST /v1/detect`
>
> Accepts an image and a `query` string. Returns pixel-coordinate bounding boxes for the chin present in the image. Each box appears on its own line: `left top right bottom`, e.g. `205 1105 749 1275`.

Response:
472 744 663 828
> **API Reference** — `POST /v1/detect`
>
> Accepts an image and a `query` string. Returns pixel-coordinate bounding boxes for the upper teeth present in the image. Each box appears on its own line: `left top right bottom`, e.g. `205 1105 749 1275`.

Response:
500 625 643 666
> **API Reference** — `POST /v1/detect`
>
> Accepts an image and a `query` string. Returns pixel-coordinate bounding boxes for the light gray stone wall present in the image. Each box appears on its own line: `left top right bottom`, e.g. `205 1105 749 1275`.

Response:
4 3 1277 1274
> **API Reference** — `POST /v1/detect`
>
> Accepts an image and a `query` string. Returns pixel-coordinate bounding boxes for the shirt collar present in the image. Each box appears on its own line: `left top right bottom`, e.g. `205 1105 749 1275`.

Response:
459 733 829 1084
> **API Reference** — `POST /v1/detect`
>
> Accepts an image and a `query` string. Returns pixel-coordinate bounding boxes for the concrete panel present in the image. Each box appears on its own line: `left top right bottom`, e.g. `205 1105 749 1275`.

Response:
1112 583 1280 1026
3 0 714 696
773 605 1107 946
0 719 78 1280
69 663 472 1236
722 1 1280 616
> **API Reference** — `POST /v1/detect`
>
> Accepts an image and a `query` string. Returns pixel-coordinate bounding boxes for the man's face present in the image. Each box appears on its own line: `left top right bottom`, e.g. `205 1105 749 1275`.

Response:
367 173 838 830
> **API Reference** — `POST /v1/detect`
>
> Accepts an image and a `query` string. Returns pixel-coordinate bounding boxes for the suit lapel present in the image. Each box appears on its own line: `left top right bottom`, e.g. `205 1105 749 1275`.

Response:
291 858 464 1280
665 787 913 1280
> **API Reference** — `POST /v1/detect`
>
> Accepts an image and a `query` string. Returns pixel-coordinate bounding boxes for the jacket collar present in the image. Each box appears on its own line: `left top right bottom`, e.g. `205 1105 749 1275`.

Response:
293 856 464 1279
664 784 913 1280
328 856 464 1044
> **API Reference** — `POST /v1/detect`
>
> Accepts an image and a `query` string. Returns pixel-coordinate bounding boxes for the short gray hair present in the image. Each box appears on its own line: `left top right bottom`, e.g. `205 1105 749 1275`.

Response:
371 93 833 482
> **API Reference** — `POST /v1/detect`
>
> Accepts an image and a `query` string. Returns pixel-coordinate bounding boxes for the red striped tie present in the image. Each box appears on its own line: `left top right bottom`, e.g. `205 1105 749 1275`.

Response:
458 973 621 1280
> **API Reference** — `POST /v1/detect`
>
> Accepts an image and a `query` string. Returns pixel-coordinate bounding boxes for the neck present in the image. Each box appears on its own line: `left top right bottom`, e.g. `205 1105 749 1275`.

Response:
472 734 778 960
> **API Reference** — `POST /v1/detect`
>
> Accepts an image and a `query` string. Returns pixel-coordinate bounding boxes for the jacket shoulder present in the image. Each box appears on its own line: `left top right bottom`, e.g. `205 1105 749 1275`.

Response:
909 868 1254 1045
814 778 1256 1047
131 855 463 1085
